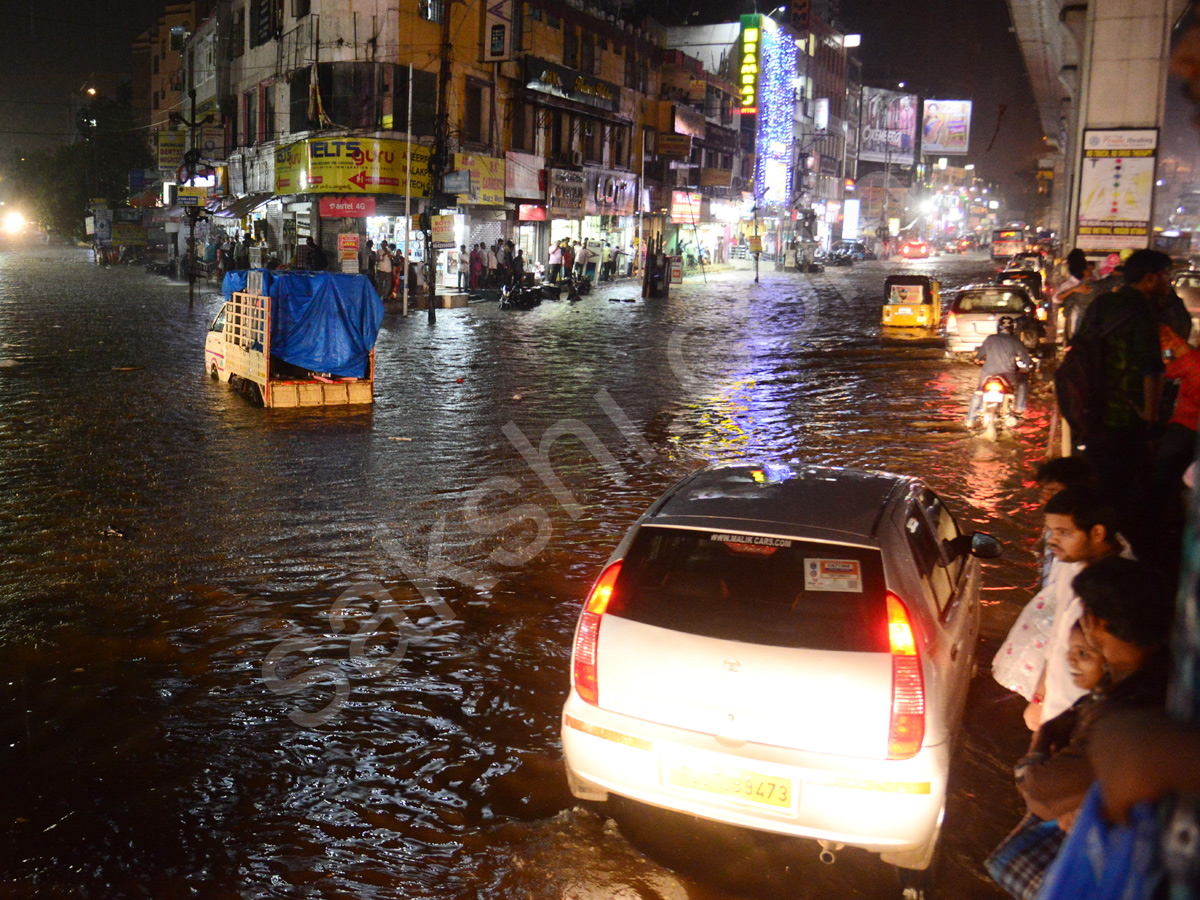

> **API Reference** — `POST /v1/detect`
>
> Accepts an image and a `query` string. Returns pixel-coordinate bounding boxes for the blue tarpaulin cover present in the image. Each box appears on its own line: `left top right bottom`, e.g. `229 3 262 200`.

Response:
221 270 384 378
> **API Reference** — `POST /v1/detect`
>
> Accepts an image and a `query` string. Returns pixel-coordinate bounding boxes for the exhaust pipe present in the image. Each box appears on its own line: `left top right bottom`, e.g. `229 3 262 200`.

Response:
817 840 844 865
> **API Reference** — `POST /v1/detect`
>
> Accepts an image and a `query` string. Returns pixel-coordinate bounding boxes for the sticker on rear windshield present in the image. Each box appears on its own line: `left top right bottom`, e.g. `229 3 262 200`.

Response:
710 534 793 548
804 559 863 593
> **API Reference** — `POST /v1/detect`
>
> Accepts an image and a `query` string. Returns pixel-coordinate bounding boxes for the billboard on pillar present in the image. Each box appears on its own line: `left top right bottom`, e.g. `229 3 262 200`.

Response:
921 100 972 155
1076 128 1158 252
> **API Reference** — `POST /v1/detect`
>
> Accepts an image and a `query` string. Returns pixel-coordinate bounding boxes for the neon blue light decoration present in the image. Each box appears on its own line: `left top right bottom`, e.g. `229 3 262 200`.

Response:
755 23 796 206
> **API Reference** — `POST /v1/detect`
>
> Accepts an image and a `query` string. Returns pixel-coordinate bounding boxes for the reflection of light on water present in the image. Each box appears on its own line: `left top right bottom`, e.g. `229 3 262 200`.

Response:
672 376 762 463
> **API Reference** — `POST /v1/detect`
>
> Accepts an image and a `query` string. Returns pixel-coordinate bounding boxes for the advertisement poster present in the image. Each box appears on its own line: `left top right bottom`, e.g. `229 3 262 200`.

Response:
859 88 917 165
453 154 505 206
1076 129 1158 252
505 151 543 199
431 214 456 249
274 138 432 198
670 190 702 224
337 234 360 272
157 131 186 172
319 196 376 218
921 100 972 155
482 0 512 62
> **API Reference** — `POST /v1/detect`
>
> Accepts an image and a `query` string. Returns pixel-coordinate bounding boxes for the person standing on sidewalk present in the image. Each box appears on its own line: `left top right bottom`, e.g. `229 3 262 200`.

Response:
376 241 393 299
1072 249 1168 549
457 245 469 291
547 240 563 283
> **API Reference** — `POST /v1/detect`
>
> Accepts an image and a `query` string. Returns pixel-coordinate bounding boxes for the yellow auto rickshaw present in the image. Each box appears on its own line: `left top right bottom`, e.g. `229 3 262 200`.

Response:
881 274 941 340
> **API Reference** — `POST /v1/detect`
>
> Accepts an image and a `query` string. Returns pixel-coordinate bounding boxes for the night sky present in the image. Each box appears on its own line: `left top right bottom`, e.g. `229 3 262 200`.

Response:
0 0 1043 211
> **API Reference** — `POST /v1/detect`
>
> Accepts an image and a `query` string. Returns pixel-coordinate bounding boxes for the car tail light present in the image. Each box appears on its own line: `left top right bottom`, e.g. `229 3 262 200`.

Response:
946 312 958 333
572 561 622 706
886 593 924 760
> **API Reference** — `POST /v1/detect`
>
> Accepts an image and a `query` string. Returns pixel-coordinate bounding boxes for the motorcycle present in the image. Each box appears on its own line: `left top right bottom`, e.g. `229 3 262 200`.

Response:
974 374 1017 441
499 282 543 311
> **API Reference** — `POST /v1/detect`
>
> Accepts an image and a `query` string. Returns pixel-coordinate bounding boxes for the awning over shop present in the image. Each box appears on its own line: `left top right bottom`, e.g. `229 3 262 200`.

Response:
212 192 273 219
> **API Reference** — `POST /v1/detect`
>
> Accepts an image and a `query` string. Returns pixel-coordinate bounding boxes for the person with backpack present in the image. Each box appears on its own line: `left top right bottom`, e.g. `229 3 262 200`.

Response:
1058 250 1167 545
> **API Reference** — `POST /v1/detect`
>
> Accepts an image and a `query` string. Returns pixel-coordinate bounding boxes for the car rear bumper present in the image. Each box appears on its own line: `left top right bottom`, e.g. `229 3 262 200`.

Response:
945 333 986 353
561 697 947 853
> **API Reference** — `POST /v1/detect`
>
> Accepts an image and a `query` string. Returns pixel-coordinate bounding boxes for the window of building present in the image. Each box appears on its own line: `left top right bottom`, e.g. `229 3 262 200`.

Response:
511 101 533 152
293 0 310 16
527 4 542 21
563 26 579 69
583 119 600 163
153 55 160 75
462 80 489 144
550 109 564 160
248 0 279 48
624 45 636 88
612 124 627 168
260 83 275 142
581 36 594 75
230 8 245 58
419 0 445 24
244 90 257 146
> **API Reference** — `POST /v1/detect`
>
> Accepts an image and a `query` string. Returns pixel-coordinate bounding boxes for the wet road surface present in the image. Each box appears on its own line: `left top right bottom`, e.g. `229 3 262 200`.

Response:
0 246 1048 898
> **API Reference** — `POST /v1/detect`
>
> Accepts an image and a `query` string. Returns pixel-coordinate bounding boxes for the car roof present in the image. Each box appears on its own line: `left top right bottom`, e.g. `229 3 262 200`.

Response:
647 463 912 542
955 283 1033 300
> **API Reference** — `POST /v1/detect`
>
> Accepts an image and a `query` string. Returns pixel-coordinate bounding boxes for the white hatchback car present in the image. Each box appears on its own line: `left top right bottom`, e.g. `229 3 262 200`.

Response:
562 464 1000 893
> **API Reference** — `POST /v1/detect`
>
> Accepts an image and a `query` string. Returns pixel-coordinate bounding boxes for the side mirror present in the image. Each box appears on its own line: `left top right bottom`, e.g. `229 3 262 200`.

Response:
968 532 1003 559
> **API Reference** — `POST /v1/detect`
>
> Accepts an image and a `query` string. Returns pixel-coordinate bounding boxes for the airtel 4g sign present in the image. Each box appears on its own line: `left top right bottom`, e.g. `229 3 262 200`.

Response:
275 138 432 198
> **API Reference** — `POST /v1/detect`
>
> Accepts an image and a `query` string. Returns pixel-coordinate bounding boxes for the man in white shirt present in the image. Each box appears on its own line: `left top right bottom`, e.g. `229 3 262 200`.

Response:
1026 486 1127 730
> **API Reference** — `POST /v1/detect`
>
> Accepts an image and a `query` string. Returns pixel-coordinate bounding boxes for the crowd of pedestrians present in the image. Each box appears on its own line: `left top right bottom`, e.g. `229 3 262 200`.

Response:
981 244 1200 899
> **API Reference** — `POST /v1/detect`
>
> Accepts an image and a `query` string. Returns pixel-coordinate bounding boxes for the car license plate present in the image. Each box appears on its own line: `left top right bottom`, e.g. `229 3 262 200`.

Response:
896 307 912 315
664 758 795 809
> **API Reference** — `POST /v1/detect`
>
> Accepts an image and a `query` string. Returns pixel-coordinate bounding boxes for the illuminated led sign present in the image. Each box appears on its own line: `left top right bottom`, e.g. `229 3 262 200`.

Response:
739 14 761 115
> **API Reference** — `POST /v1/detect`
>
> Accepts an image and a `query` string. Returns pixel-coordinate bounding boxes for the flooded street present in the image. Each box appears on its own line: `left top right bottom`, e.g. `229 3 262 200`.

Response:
0 245 1046 899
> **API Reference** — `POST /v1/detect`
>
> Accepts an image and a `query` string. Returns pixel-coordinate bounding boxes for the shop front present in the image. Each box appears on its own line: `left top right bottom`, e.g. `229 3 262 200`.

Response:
546 168 586 256
507 151 546 269
446 153 506 285
582 168 638 272
273 136 432 272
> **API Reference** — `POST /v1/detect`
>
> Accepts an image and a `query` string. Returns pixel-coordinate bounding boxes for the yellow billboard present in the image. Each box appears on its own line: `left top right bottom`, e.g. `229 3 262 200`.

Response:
452 153 505 206
275 138 431 198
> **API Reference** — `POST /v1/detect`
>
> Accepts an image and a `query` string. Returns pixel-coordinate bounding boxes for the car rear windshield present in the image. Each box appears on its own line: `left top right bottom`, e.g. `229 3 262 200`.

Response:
954 290 1027 314
606 527 889 652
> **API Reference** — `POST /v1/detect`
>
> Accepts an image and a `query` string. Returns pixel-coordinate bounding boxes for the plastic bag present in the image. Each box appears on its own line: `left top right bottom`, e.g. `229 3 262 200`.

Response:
994 585 1058 700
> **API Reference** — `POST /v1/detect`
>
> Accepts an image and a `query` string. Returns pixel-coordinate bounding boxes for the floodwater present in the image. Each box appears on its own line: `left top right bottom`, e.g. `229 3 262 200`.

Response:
0 245 1046 899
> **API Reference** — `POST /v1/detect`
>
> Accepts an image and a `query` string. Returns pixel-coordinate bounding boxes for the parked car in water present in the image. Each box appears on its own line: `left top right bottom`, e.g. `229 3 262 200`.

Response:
562 463 1001 897
831 240 875 261
944 284 1042 354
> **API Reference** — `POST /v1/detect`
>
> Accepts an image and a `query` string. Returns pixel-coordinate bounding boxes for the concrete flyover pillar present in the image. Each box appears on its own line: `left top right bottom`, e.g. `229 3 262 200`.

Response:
1063 0 1190 251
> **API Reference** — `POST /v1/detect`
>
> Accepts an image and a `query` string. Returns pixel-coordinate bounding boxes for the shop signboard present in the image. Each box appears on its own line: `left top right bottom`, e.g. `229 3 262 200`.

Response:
338 233 360 272
739 14 761 115
158 130 186 173
431 214 457 249
518 204 546 221
674 105 706 140
453 154 505 206
546 169 585 219
483 0 513 62
112 223 147 245
921 100 972 155
274 138 433 198
85 216 95 236
1076 128 1158 252
700 168 732 188
585 169 638 216
319 196 377 217
656 134 692 158
178 186 207 206
669 258 684 284
747 234 762 253
444 170 471 194
523 57 620 113
859 87 917 165
506 151 543 199
93 209 112 243
670 190 702 224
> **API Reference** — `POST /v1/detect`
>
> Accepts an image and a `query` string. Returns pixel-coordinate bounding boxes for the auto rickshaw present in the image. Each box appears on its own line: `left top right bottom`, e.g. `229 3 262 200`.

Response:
881 274 941 340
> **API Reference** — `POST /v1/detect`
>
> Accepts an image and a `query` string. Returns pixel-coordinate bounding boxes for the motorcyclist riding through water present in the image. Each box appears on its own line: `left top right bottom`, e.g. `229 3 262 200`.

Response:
964 315 1035 427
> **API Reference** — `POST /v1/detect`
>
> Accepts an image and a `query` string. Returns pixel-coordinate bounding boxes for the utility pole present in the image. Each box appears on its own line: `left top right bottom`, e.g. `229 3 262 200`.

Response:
172 40 213 309
426 0 454 326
